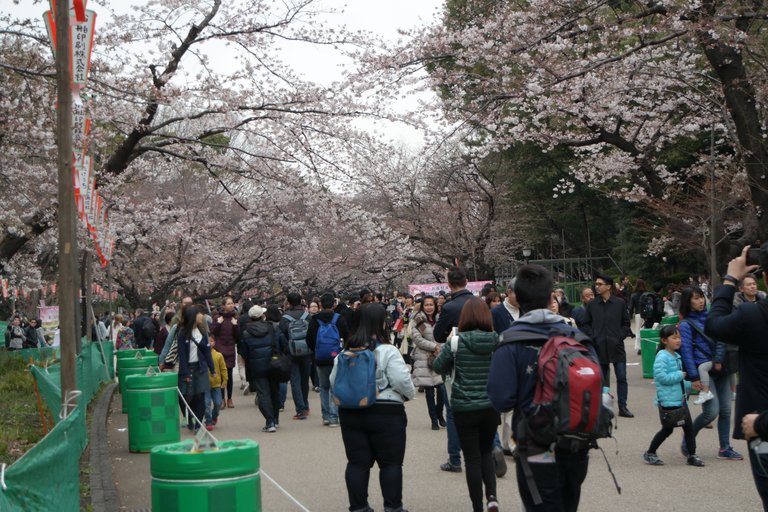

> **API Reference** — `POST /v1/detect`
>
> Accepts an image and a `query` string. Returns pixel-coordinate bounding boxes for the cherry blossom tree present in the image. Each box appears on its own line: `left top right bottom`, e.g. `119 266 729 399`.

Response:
359 0 768 270
0 0 427 302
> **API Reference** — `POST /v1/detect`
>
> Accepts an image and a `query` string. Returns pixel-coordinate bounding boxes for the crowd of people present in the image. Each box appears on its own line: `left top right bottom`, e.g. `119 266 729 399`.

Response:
4 243 768 511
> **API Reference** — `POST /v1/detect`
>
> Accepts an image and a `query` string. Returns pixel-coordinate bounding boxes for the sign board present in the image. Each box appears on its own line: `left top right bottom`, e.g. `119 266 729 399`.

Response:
408 280 493 297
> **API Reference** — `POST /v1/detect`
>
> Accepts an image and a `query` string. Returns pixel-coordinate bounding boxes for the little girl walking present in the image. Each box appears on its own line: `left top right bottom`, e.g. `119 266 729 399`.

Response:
643 325 704 467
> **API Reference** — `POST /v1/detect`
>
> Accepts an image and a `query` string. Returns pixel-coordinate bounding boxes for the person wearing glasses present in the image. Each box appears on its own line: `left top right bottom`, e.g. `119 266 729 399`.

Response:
581 273 634 418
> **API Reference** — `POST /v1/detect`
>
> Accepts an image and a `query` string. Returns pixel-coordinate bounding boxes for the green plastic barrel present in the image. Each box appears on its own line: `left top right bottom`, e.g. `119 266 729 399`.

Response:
640 328 659 339
641 337 660 378
151 439 261 512
126 372 180 452
117 353 159 412
660 316 679 326
116 348 153 360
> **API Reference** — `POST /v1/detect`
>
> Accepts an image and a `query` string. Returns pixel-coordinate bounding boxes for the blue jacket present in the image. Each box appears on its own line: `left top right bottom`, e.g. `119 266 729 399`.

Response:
433 289 474 343
679 311 726 381
491 302 517 334
486 309 593 439
706 284 768 439
653 350 690 407
177 329 215 379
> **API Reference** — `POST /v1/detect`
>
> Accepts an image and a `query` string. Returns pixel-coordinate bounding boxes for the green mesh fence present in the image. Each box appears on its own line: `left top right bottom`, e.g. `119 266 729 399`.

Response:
0 341 114 511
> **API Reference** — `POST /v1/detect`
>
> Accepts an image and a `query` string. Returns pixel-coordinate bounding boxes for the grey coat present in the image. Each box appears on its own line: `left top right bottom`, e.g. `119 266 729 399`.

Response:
410 312 443 387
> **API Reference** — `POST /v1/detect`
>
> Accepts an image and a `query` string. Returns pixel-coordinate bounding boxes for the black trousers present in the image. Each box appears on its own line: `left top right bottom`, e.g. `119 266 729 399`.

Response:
454 408 500 512
252 376 281 427
516 448 589 512
648 406 696 455
339 404 407 512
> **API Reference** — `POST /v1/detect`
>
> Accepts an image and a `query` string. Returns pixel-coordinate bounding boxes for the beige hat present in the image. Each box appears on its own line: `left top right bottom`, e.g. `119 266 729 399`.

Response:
248 305 266 319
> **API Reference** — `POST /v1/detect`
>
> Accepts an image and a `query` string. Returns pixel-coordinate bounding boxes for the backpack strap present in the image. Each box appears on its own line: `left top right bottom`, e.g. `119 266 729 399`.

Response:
682 319 714 353
300 312 309 321
331 313 339 325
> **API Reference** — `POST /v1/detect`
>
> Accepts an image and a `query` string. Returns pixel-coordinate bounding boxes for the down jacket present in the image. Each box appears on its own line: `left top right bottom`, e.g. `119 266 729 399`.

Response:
410 312 443 388
679 310 726 382
238 320 285 380
653 349 691 407
433 329 497 412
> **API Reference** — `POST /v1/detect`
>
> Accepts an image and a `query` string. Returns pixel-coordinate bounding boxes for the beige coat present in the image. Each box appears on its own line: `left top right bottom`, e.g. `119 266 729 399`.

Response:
410 312 443 387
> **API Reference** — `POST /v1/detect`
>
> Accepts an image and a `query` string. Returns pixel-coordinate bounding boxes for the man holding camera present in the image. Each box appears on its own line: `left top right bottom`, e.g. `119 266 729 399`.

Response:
706 243 768 510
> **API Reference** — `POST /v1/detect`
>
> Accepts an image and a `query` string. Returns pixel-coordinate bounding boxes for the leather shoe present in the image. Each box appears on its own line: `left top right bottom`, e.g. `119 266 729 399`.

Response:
619 407 634 418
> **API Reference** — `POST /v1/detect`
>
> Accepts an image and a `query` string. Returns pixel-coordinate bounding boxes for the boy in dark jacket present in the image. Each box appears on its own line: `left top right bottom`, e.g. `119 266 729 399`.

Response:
487 265 594 512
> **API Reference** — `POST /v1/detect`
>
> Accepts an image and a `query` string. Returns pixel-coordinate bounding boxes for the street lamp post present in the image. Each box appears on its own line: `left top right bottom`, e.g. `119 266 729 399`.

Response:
522 248 532 265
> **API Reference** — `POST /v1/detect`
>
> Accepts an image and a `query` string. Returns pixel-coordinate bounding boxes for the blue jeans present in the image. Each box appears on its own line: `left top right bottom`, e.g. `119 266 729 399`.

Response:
692 373 732 450
280 382 287 408
600 362 628 409
290 355 312 414
316 365 338 423
440 385 462 466
748 442 768 511
204 387 223 425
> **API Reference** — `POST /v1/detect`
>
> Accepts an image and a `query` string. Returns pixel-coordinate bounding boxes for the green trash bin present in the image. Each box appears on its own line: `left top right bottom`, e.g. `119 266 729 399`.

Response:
151 439 261 512
118 352 159 412
660 315 679 326
126 371 180 452
641 337 660 378
116 348 153 360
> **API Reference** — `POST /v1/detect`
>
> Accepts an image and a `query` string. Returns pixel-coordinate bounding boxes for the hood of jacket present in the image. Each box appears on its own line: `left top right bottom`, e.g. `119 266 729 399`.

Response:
244 320 272 338
500 308 586 345
458 329 497 355
515 308 567 325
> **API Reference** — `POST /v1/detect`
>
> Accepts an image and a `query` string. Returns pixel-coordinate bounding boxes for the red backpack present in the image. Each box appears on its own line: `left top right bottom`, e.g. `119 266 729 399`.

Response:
533 335 607 439
516 331 619 504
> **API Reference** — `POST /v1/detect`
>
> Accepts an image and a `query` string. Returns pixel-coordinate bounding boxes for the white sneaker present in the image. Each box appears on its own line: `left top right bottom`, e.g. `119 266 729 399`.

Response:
694 390 714 405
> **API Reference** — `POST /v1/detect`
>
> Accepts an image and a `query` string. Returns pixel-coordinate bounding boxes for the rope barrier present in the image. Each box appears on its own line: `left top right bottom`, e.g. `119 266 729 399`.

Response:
260 469 311 512
173 383 310 510
59 390 82 420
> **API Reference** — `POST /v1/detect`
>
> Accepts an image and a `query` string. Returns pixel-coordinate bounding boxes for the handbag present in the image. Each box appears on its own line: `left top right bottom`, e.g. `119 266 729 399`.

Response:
393 317 404 333
657 362 688 429
658 405 688 429
268 332 292 382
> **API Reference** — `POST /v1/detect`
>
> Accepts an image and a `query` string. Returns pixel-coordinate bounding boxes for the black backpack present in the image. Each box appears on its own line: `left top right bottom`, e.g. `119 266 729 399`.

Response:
639 292 663 320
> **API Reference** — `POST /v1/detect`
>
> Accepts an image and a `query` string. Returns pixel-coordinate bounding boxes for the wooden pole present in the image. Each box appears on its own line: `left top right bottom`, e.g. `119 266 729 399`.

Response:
81 251 93 341
55 0 79 410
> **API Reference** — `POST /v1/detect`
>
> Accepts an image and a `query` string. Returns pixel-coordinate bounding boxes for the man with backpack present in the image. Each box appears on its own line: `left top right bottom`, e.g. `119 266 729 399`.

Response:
131 308 157 350
307 292 349 427
280 292 312 420
487 265 609 511
639 283 665 328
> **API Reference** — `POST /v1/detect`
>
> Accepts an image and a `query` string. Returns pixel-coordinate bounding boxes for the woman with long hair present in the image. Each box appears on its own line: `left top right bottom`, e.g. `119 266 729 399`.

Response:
331 303 415 512
410 295 446 430
177 305 215 432
679 286 742 461
433 297 500 512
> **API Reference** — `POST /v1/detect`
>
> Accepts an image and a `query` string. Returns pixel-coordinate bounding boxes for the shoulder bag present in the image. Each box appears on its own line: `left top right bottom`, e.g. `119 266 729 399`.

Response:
658 357 688 429
268 329 292 382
